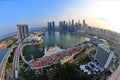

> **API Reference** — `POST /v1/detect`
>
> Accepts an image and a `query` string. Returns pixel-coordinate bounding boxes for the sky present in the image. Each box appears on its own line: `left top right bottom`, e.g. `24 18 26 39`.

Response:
0 0 120 37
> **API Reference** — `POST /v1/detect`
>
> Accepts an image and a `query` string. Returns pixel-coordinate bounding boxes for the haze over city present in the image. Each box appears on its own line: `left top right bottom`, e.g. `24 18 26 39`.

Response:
0 0 120 37
1 0 120 80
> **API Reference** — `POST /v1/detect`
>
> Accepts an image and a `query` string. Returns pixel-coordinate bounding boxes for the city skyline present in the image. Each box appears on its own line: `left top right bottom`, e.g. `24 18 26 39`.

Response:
0 0 120 37
0 1 120 79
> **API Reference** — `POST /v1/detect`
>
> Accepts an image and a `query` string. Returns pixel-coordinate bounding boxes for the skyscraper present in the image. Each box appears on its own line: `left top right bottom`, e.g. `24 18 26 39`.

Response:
83 19 85 24
78 20 82 32
83 19 88 32
48 21 55 32
59 21 67 32
51 21 55 31
72 19 74 26
59 21 63 32
83 19 85 31
17 24 29 42
48 22 51 32
24 24 28 37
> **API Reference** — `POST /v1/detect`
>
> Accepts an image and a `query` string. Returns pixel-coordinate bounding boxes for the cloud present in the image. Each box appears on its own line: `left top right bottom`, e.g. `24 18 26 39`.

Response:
98 17 109 22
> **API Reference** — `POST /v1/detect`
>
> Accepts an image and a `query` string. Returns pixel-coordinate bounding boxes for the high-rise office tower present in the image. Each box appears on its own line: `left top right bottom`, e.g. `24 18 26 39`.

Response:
68 20 71 26
52 21 55 31
77 20 82 32
17 24 29 41
72 19 74 26
59 21 63 32
48 21 55 32
83 19 85 24
83 19 88 32
71 20 75 32
48 22 51 32
59 21 67 32
83 19 85 30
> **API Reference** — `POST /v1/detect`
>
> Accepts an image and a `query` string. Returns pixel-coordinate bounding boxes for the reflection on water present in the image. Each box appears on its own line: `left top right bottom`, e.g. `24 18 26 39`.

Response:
42 32 90 49
23 31 90 61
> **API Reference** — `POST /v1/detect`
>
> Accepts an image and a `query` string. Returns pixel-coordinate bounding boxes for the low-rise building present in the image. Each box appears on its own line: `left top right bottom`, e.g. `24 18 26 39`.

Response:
23 34 42 43
90 36 109 48
60 55 73 64
80 45 113 75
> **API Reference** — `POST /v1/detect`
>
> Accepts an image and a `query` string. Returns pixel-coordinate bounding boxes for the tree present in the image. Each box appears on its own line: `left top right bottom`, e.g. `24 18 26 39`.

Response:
18 68 48 80
54 63 89 80
6 62 11 69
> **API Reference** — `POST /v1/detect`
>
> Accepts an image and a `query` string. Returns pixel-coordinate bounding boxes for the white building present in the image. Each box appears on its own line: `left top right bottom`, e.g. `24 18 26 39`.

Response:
94 45 113 69
90 36 109 48
23 34 42 43
80 45 113 75
44 45 64 57
115 44 120 61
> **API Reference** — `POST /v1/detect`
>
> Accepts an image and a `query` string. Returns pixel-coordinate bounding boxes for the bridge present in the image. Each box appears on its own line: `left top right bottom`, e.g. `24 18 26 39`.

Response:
0 45 17 80
11 43 22 80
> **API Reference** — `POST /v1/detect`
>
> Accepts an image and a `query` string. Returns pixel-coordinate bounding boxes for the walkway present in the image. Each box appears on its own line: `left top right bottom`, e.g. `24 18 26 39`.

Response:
108 65 120 80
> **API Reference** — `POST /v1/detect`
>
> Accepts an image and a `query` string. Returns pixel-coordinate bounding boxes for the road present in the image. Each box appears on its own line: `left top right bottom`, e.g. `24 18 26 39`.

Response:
0 45 16 80
11 43 22 80
108 65 120 80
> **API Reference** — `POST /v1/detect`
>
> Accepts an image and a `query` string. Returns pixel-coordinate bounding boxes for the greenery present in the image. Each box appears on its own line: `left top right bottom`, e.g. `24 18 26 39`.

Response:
83 41 88 44
18 57 92 80
78 55 91 65
107 40 115 45
6 62 11 69
18 68 48 80
90 49 96 56
73 49 85 59
53 63 91 80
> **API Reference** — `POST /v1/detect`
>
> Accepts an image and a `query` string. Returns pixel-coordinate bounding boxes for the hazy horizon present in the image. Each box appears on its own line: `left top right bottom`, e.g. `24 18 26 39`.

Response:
0 0 120 37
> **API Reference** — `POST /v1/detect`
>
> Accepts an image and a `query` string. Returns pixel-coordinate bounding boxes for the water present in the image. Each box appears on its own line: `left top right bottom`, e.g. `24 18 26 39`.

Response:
23 31 90 61
42 32 90 48
0 49 8 63
23 45 44 61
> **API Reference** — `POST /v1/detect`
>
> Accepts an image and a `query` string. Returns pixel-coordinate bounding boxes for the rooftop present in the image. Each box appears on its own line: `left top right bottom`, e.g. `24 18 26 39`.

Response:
16 24 28 27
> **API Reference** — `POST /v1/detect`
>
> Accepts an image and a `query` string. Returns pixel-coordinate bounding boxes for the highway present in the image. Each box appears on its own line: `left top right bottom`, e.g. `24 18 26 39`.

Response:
0 45 16 80
11 43 22 80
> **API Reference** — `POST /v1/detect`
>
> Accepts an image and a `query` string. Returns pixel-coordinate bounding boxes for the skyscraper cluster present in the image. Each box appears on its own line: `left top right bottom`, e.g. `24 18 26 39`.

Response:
59 19 83 32
47 19 120 41
47 21 55 32
47 19 85 33
17 24 28 41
